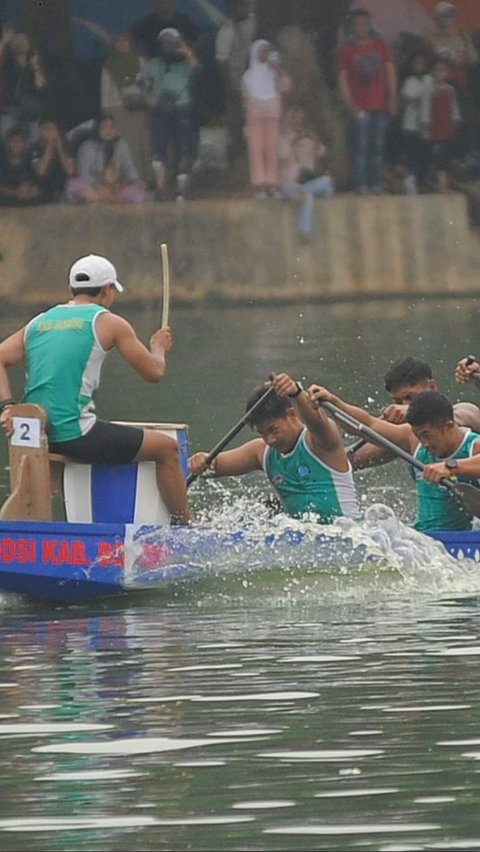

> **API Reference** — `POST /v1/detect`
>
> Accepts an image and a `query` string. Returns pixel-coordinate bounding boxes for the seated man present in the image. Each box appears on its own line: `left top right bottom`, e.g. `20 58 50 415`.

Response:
0 253 191 525
308 385 480 532
189 373 360 523
350 356 480 470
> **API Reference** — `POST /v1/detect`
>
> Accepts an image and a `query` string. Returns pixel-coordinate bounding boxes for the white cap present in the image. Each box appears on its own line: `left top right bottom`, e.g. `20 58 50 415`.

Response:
69 254 124 292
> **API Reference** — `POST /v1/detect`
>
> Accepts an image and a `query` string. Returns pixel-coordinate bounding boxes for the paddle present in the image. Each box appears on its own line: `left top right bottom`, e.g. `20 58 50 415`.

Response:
160 242 170 328
319 398 480 520
186 379 277 488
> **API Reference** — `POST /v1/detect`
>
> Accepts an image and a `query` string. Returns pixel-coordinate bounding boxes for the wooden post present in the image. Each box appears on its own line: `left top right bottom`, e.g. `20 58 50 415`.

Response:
0 403 52 522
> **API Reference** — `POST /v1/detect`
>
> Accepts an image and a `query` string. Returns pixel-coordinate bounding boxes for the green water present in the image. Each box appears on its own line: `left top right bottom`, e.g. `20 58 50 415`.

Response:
1 299 480 851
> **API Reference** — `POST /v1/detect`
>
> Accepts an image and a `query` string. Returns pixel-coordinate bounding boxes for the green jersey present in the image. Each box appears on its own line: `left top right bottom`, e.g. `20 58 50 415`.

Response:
23 302 108 442
263 429 360 522
412 430 480 532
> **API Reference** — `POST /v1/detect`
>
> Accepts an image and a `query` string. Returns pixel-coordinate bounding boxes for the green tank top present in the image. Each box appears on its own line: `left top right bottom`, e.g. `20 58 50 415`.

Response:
412 430 480 532
263 429 359 523
23 302 108 442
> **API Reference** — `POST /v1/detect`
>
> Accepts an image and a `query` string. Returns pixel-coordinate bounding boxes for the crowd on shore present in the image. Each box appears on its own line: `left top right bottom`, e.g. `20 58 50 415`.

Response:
1 0 480 234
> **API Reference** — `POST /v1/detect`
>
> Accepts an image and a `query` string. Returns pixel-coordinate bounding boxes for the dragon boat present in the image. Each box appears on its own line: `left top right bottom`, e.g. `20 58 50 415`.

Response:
0 405 478 605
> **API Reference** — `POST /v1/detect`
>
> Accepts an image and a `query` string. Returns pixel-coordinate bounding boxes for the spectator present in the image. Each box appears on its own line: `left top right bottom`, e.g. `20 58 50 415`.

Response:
215 0 256 166
242 39 290 199
400 52 432 194
0 31 49 141
138 28 199 200
337 8 397 194
0 126 42 205
427 2 478 91
278 106 334 243
421 58 461 193
130 0 200 59
101 32 152 184
30 118 75 202
67 114 146 204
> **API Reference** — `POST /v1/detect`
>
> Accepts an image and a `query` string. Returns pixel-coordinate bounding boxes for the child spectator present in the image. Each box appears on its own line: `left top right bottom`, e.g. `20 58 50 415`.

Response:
101 32 152 185
30 118 75 202
137 27 199 200
242 39 290 199
0 126 42 205
337 8 397 194
421 58 461 193
400 53 432 194
278 106 334 243
67 114 146 203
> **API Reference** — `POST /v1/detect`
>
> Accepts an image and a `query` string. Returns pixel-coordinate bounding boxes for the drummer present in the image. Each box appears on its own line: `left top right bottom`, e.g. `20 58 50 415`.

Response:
188 372 360 523
0 253 191 525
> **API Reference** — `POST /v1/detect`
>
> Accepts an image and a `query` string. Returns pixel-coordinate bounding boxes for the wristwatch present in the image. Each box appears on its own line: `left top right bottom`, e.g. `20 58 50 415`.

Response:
445 458 459 472
288 381 304 398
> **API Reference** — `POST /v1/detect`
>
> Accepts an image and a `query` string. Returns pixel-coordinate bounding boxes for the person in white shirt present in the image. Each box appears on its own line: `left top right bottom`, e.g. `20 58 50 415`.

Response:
400 52 432 193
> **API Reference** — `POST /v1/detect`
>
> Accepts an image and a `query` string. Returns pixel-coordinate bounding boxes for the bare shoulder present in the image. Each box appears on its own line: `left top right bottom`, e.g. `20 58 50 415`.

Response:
453 402 480 432
95 311 135 349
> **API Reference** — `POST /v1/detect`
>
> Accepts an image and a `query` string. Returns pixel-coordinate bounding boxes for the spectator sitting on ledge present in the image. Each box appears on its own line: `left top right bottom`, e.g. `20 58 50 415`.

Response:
278 106 334 244
67 114 146 203
30 118 75 202
0 126 42 205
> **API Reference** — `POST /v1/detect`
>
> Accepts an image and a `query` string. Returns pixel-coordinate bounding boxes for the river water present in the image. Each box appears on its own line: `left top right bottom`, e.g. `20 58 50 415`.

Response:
1 299 480 851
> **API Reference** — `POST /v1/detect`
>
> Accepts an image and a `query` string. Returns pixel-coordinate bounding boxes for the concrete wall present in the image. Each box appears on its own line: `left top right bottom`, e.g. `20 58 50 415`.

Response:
0 195 479 310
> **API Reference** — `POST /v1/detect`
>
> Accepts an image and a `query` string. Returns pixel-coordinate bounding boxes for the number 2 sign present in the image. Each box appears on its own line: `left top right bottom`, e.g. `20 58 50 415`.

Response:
11 417 41 449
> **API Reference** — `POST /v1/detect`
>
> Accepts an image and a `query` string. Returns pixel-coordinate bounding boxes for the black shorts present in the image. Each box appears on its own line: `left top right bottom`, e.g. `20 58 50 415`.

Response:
49 420 144 465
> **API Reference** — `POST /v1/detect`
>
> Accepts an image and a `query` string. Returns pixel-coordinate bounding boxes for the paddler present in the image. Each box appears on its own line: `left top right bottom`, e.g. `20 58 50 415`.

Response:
308 384 480 532
0 253 191 525
188 372 360 523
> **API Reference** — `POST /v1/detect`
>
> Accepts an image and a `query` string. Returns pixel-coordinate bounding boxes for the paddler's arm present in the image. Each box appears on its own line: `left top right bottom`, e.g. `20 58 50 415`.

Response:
96 313 172 382
348 442 397 471
273 373 342 453
423 438 480 483
0 327 27 436
189 439 265 478
307 384 414 453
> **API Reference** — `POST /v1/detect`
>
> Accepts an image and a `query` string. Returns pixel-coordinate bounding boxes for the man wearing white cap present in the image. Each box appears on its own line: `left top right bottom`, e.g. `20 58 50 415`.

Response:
0 254 191 525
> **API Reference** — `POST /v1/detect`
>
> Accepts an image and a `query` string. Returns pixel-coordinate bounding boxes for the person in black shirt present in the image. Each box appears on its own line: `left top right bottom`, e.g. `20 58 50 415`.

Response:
130 0 200 58
30 118 75 202
0 127 42 205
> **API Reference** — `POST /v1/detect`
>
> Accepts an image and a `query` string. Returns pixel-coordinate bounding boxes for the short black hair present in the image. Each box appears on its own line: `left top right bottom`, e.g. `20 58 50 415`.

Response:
384 357 433 392
246 386 292 428
406 391 454 427
5 126 26 141
69 286 103 297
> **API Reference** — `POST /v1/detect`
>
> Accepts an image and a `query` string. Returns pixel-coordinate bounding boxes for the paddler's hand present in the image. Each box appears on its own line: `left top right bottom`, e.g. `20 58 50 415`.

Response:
0 406 14 438
273 372 300 397
150 326 172 353
188 452 214 476
307 384 334 405
423 461 452 483
383 403 409 424
456 357 480 384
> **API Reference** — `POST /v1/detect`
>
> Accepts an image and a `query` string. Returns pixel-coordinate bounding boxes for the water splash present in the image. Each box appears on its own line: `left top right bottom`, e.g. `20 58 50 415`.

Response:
123 490 480 603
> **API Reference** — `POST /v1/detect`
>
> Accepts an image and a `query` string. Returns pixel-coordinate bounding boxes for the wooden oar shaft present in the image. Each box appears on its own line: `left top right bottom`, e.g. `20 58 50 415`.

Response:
186 383 276 488
160 242 170 328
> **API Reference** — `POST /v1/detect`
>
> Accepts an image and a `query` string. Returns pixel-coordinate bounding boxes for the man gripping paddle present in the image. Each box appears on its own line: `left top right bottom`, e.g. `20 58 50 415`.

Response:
188 373 360 523
0 253 191 525
309 385 480 532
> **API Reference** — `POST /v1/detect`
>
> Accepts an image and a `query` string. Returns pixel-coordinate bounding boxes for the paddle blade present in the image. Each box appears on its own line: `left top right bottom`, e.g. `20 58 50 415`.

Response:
451 481 480 520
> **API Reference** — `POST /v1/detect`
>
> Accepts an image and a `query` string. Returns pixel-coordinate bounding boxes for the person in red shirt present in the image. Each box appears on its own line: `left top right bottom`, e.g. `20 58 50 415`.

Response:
337 8 397 193
421 58 460 192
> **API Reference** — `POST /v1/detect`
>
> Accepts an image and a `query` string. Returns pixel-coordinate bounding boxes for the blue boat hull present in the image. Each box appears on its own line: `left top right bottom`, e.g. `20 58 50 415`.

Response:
0 520 478 605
